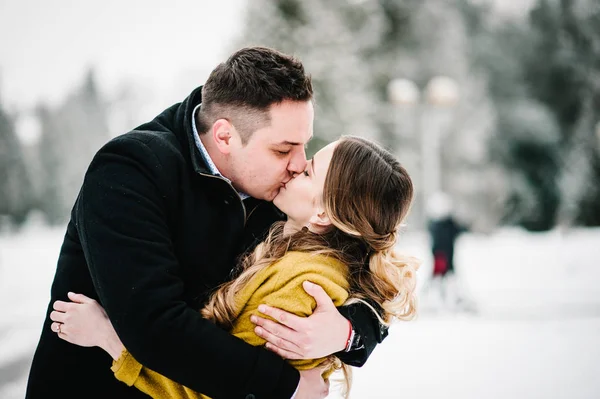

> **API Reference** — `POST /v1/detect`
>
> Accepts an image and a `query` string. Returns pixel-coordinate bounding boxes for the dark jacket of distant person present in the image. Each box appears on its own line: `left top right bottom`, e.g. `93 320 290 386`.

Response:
428 216 466 274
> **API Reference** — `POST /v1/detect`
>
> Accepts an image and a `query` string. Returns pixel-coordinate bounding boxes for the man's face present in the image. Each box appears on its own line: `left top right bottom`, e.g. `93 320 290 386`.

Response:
228 100 313 201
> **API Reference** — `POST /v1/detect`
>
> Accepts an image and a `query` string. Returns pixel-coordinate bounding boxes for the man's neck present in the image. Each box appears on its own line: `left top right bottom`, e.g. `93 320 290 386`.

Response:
198 132 231 179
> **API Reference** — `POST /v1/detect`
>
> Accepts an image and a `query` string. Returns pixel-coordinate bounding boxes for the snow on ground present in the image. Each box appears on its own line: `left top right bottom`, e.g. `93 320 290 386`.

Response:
1 225 599 398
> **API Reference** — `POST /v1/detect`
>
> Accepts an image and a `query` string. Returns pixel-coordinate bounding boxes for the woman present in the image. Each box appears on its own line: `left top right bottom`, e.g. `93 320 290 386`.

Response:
50 136 419 398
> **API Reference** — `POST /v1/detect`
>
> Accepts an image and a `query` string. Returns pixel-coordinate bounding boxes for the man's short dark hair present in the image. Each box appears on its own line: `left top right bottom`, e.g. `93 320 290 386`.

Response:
197 46 313 143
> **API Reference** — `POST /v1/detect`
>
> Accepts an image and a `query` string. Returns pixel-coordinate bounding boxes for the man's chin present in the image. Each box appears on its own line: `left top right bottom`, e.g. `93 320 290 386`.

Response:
268 190 282 202
250 186 283 202
269 187 285 203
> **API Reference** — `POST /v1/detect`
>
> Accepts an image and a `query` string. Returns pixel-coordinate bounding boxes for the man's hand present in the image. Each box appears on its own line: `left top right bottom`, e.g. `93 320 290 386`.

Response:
250 281 349 359
295 367 330 399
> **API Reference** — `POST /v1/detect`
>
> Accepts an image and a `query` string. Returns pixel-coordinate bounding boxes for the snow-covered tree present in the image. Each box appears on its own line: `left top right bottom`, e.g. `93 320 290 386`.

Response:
239 0 387 146
0 97 33 227
523 0 600 226
238 0 499 228
489 99 561 231
37 69 111 224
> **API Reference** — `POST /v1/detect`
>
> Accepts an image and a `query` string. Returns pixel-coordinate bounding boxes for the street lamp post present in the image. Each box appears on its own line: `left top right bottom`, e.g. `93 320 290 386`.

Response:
388 76 459 225
423 76 460 201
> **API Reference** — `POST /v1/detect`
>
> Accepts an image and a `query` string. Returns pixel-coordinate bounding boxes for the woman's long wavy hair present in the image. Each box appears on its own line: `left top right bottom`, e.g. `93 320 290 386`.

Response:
201 136 419 397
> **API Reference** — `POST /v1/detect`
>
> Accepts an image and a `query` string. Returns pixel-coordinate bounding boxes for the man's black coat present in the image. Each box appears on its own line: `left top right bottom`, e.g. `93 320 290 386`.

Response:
25 87 386 399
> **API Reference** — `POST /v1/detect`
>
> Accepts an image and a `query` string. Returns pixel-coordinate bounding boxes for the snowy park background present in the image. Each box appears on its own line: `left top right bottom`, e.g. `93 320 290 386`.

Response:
1 225 599 398
2 0 600 398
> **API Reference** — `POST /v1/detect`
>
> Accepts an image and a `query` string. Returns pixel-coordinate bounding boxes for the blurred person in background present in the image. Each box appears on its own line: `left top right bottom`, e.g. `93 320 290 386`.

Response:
26 47 386 399
51 136 420 399
425 191 476 313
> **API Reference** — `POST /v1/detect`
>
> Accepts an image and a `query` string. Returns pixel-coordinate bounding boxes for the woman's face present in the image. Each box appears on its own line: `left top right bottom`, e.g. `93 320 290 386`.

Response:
272 140 338 231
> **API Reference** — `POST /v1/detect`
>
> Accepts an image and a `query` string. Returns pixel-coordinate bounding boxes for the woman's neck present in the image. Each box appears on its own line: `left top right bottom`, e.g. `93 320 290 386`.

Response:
283 220 303 236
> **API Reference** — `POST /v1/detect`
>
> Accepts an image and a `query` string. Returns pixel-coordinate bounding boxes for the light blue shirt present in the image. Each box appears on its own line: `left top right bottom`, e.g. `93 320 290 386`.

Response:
192 104 249 200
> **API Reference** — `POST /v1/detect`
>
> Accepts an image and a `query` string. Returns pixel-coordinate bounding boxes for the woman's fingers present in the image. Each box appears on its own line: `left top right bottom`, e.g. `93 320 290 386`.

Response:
53 300 71 312
51 295 97 336
50 310 66 323
51 322 64 335
67 292 95 304
54 294 95 314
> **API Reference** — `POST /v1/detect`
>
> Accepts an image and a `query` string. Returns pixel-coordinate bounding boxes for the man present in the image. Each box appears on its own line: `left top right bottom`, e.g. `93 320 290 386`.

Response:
27 47 386 399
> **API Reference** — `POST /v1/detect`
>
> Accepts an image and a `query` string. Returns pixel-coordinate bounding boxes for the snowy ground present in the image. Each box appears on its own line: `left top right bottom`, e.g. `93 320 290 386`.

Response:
1 225 599 398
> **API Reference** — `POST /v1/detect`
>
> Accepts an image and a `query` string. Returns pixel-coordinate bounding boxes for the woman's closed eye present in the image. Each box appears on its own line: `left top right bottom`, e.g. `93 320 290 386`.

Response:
303 170 309 177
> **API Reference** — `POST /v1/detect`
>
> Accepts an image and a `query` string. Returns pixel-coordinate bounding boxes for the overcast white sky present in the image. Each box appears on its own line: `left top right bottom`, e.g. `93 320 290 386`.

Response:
0 0 247 111
0 0 534 114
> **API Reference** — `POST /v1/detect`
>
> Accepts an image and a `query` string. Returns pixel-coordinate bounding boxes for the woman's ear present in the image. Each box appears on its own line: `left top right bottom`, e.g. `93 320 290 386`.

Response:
308 210 332 233
212 119 233 155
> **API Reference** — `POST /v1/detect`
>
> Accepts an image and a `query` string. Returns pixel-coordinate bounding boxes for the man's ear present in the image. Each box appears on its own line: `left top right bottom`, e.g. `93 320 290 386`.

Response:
212 119 234 155
308 210 332 233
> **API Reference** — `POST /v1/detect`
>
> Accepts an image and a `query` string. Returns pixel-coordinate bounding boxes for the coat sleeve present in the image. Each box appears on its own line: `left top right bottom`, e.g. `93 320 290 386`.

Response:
111 349 206 399
76 135 298 399
335 302 388 367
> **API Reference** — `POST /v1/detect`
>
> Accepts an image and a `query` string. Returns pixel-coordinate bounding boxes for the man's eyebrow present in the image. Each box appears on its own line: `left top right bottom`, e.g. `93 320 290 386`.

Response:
275 135 313 146
275 141 303 146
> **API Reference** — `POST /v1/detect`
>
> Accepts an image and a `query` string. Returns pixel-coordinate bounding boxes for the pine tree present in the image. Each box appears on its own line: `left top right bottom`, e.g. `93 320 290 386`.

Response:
0 98 33 227
489 99 561 231
37 68 111 224
524 0 600 226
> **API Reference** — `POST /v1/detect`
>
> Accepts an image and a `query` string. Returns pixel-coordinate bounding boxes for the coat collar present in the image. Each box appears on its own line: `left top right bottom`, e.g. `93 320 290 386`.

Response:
175 86 210 176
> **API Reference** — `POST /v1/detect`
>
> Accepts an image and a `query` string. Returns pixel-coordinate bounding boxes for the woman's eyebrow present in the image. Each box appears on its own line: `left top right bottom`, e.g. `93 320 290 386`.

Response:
311 157 316 177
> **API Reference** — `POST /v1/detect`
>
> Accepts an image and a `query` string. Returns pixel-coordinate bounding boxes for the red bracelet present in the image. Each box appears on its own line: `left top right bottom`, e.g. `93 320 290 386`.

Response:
344 319 353 351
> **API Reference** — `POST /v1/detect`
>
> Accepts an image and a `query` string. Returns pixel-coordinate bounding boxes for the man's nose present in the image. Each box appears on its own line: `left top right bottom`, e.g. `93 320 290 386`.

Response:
287 148 307 175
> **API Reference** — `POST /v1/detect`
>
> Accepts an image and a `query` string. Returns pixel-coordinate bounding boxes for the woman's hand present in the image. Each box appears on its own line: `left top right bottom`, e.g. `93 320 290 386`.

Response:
50 292 124 360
